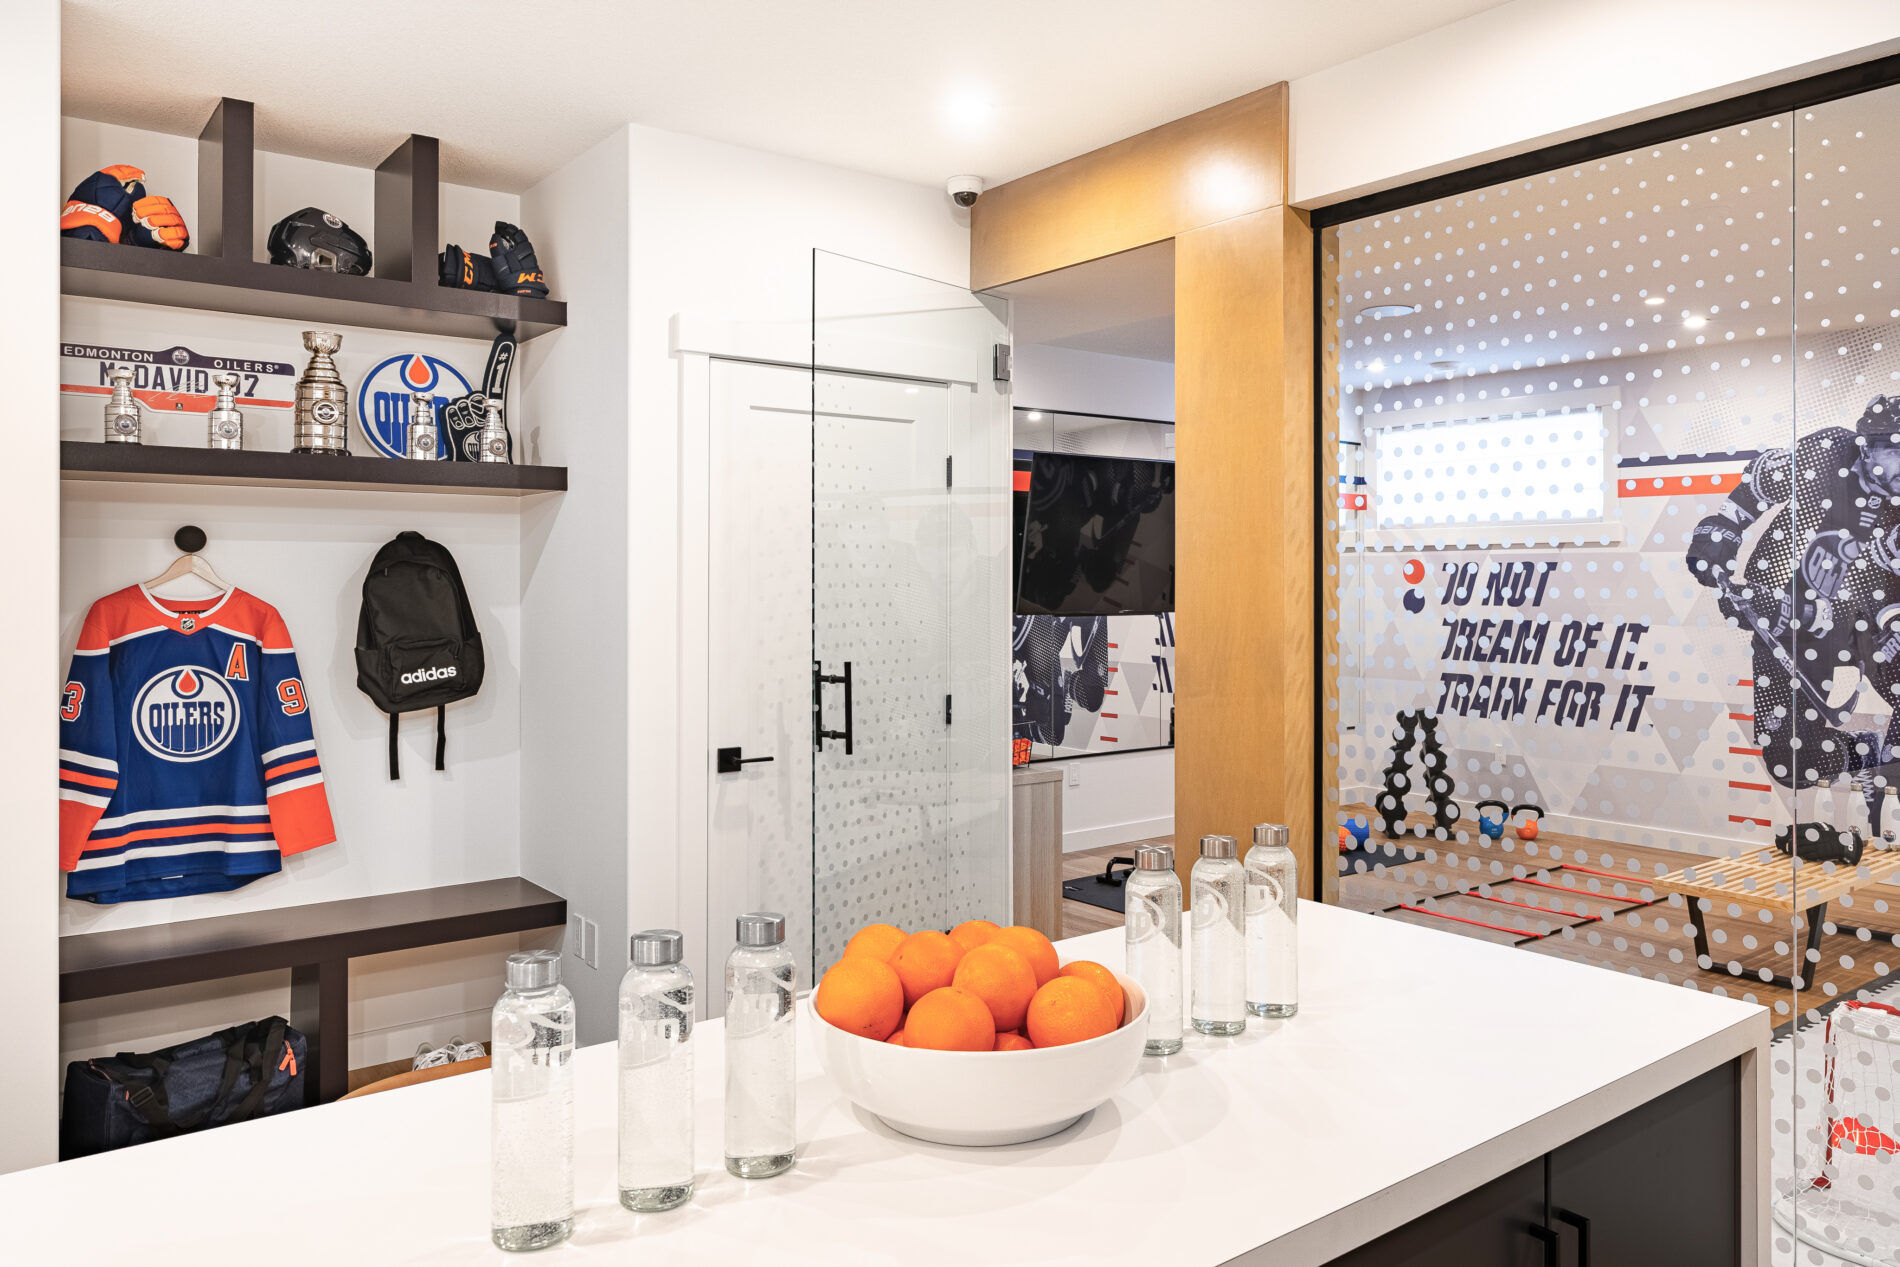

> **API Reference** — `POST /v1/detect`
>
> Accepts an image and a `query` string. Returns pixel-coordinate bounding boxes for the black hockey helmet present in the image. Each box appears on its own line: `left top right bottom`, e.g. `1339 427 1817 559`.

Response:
1855 394 1900 441
267 207 372 275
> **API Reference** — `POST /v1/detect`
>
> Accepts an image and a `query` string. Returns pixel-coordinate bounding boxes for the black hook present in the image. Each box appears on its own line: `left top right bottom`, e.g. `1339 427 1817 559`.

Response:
174 525 206 553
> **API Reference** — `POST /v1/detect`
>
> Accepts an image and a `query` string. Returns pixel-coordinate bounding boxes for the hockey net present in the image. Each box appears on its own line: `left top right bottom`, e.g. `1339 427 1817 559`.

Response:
1776 1000 1900 1266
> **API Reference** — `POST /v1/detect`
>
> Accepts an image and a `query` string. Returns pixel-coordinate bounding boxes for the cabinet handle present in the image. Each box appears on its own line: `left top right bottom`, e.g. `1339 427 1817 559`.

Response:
1553 1208 1590 1266
1524 1223 1559 1267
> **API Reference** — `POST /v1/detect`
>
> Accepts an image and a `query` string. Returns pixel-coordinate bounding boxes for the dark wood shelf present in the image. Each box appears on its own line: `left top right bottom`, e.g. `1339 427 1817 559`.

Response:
59 99 566 343
62 237 568 342
62 440 567 497
60 877 567 1104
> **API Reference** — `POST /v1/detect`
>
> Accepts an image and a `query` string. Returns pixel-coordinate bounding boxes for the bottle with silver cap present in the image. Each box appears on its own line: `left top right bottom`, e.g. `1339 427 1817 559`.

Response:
490 950 575 1252
1244 823 1300 1018
619 929 695 1212
206 372 243 450
479 397 511 463
103 365 142 443
1125 843 1184 1056
725 912 796 1179
406 391 440 461
1191 834 1247 1036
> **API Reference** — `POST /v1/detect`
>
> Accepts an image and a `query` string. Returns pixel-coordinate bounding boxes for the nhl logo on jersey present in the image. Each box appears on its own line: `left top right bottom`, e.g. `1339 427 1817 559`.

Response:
133 666 241 762
356 353 471 460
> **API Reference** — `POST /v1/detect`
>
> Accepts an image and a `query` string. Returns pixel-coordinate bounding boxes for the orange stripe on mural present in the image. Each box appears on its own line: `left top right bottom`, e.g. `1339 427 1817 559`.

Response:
1012 470 1031 491
1616 472 1743 497
1729 780 1772 792
1728 814 1774 827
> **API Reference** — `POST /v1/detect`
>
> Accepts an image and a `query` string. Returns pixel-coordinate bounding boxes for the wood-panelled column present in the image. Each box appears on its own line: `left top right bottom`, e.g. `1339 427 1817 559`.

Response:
1172 207 1313 891
972 82 1317 900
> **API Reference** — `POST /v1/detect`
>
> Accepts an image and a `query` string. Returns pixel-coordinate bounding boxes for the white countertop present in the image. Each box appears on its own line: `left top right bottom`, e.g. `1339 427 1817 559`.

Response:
4 901 1768 1265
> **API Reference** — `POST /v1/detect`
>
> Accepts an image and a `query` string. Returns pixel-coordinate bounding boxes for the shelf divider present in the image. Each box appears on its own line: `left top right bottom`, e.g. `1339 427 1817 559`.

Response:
195 97 253 264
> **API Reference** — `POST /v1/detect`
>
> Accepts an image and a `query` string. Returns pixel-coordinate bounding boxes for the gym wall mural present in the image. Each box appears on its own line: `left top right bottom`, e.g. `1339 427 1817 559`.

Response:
1322 80 1900 1264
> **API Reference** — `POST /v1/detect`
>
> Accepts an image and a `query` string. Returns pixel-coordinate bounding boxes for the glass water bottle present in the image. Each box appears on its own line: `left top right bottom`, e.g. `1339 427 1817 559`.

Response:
1191 834 1247 1036
1245 822 1300 1018
619 929 695 1212
1125 843 1183 1056
724 912 796 1179
490 950 575 1252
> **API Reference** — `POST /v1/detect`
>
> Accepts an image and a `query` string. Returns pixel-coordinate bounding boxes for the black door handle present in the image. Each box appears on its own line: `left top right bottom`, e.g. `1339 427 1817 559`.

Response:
813 660 854 755
1524 1223 1559 1267
716 747 775 775
1552 1208 1590 1266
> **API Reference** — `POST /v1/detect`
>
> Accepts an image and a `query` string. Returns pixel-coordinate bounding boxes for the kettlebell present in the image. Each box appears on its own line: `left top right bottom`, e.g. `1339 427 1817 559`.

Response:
1513 802 1544 841
1475 799 1508 840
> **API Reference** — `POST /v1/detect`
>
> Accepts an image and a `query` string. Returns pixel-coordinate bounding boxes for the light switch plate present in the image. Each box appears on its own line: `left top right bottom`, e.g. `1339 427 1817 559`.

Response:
1066 765 1081 787
581 917 599 968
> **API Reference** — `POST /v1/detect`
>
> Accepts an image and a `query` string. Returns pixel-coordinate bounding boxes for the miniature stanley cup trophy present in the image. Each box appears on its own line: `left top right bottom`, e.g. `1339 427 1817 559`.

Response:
103 365 142 443
406 392 440 461
478 398 511 463
207 372 244 450
293 329 350 455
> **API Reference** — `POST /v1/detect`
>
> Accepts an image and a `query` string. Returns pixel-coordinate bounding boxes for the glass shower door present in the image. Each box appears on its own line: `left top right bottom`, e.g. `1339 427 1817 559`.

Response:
809 250 1013 979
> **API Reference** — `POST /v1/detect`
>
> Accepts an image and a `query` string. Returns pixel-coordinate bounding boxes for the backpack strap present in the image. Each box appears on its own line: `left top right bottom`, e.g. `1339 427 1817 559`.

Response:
436 705 447 772
389 712 400 781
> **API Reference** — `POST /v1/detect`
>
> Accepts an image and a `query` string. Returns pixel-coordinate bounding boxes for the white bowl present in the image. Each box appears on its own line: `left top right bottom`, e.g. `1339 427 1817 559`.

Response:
812 970 1148 1146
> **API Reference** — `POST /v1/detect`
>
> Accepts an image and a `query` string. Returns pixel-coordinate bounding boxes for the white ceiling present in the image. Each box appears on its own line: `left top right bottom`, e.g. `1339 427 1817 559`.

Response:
997 242 1174 362
61 0 1507 194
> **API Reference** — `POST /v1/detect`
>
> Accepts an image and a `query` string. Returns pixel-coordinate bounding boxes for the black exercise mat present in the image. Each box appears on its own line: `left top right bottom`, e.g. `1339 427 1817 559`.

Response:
1062 872 1129 914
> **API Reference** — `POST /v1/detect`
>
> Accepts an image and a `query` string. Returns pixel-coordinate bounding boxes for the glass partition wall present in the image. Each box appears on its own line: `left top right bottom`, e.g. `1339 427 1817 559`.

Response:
1322 88 1900 1265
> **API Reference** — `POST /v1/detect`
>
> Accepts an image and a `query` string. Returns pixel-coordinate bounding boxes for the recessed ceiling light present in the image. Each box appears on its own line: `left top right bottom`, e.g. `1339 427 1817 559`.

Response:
1683 316 1708 330
1026 411 1044 421
1644 296 1665 306
940 83 996 137
1359 304 1420 319
1367 360 1386 372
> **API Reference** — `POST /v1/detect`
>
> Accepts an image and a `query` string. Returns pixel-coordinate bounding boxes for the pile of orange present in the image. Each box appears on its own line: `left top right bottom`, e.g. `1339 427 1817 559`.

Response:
814 919 1126 1052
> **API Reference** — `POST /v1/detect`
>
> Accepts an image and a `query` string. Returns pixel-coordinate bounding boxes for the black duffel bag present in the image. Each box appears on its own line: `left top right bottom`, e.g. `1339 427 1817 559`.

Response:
60 1016 306 1159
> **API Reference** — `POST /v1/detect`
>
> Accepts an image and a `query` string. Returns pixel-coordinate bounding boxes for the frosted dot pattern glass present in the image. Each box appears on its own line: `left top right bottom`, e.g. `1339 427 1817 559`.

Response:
1323 87 1900 1266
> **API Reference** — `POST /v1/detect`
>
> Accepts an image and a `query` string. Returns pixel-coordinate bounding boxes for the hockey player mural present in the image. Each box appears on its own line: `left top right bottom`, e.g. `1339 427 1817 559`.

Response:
1686 394 1900 834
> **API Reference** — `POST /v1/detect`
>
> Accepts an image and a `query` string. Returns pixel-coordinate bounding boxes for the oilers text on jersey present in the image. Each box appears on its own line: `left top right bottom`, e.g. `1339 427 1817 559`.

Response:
58 585 336 903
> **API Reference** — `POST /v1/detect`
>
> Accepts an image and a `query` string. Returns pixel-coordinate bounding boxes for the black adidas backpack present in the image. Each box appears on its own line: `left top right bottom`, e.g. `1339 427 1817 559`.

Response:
355 531 484 778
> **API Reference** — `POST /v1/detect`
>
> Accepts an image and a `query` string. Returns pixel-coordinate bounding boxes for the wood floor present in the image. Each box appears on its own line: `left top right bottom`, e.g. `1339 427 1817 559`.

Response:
1060 837 1175 936
1337 805 1900 1025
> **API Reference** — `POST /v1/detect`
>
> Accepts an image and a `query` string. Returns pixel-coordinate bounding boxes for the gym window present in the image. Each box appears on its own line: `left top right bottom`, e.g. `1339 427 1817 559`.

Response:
1363 404 1619 548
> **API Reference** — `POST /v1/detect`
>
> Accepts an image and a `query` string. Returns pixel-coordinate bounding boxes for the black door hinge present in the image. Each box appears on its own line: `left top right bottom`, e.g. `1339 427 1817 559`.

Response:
993 343 1012 382
945 694 953 725
945 455 953 488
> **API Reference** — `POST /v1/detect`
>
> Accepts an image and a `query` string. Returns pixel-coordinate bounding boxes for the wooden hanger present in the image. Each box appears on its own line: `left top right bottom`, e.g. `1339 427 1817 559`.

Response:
144 525 231 596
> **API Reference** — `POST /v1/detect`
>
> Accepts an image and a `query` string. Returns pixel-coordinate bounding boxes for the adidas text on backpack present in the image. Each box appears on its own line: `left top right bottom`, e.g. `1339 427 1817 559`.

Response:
355 532 484 778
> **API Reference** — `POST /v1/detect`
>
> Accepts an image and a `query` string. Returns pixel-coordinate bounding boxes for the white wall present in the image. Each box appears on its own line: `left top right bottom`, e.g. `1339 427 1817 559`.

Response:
1289 0 1900 208
519 129 632 1045
1013 343 1175 423
1010 345 1177 852
1 0 62 1174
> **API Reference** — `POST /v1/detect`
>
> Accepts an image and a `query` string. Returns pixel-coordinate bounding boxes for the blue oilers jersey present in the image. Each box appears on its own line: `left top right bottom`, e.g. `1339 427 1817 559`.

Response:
58 585 336 903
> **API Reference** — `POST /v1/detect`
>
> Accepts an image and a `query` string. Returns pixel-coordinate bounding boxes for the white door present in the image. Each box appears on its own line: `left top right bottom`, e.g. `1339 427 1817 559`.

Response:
706 359 952 987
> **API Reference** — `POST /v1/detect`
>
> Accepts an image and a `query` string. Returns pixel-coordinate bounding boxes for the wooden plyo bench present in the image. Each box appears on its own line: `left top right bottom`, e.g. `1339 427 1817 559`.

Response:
1652 849 1900 989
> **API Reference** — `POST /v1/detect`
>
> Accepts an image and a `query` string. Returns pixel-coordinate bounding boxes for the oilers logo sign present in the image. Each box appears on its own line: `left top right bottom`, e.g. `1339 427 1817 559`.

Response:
356 353 472 460
133 666 240 762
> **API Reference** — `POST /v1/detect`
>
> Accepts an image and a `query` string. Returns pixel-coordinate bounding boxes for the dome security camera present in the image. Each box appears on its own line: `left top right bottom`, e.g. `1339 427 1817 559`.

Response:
946 175 985 208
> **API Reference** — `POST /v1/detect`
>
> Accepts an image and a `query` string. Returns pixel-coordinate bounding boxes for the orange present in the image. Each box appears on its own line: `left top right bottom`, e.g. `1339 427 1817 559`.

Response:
814 956 904 1041
1059 960 1126 1025
951 943 1038 1032
1025 977 1117 1049
949 918 1001 955
887 1029 908 1046
842 922 906 964
905 986 996 1052
991 926 1059 986
993 1031 1034 1052
890 930 964 1008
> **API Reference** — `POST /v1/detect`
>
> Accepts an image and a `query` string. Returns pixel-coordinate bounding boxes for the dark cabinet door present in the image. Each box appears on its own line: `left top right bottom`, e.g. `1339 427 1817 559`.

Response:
1327 1158 1551 1267
1548 1061 1741 1267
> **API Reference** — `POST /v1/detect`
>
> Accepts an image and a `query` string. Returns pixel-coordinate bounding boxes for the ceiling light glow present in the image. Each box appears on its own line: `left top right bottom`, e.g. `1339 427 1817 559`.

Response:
1360 304 1420 319
1683 316 1708 329
1644 296 1665 305
940 83 996 137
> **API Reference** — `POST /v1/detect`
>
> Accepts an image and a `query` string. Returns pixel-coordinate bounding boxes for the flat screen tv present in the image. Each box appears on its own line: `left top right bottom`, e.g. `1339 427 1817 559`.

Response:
1014 450 1175 616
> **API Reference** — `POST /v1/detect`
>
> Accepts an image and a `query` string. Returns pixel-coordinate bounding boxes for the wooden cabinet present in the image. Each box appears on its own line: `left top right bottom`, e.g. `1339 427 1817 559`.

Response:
1328 1061 1742 1266
1011 767 1063 939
